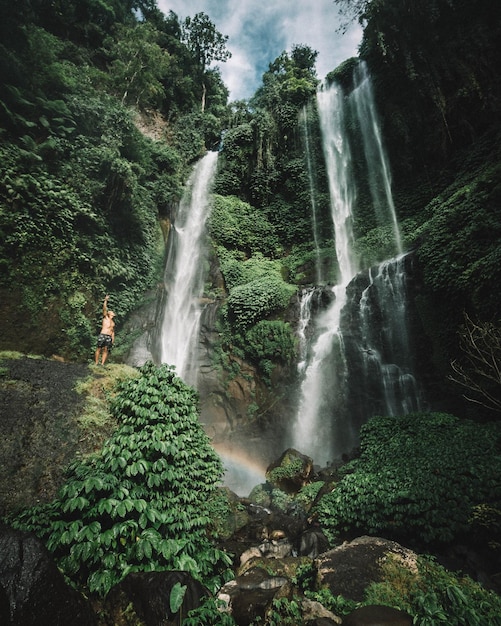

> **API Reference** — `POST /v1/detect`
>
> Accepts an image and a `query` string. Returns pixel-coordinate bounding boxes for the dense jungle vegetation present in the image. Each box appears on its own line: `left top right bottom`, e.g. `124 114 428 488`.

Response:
1 0 500 419
2 0 501 622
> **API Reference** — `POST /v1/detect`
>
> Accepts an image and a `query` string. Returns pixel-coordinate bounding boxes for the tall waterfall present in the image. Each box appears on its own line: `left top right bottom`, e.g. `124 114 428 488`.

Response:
291 67 421 465
352 62 402 253
291 84 358 464
159 151 218 384
300 105 324 284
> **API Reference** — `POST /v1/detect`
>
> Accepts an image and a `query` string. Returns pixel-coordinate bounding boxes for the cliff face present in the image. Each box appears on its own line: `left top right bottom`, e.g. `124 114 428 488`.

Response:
0 357 89 516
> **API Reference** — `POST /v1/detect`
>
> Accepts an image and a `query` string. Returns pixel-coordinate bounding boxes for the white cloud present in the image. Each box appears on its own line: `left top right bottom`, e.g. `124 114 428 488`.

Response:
158 0 362 100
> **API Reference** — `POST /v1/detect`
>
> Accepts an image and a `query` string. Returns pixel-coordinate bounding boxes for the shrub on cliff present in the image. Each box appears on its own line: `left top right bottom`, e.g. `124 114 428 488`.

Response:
8 362 232 595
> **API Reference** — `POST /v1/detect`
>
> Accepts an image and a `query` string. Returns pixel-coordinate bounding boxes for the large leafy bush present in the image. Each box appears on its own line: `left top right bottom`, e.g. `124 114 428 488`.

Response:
208 194 280 256
227 275 296 330
9 362 232 595
365 553 501 626
316 412 501 544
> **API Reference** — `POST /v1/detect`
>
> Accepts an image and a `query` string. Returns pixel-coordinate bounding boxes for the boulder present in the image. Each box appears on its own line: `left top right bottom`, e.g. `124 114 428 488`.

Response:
266 448 314 493
301 597 342 624
218 566 289 625
315 536 418 603
119 570 209 626
0 526 96 626
298 526 330 558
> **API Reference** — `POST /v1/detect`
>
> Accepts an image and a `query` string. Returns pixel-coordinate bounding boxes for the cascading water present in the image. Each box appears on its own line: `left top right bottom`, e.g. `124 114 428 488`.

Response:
341 254 423 425
158 151 218 385
351 62 402 253
291 83 359 464
291 66 423 465
300 105 324 284
296 287 316 374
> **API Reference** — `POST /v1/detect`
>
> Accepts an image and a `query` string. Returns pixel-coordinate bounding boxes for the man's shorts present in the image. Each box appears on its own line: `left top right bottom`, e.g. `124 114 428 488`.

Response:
97 334 113 350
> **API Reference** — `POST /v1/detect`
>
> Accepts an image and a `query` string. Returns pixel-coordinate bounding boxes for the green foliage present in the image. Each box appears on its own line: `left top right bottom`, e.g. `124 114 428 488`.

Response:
353 224 403 268
217 250 282 291
60 291 94 356
103 22 171 108
316 412 501 545
269 488 294 513
182 12 231 74
182 596 236 625
267 458 304 484
208 195 280 257
8 362 232 596
305 588 358 617
227 276 296 330
295 481 325 509
170 581 187 614
0 0 231 358
365 554 501 626
243 320 297 381
412 160 501 320
258 597 304 625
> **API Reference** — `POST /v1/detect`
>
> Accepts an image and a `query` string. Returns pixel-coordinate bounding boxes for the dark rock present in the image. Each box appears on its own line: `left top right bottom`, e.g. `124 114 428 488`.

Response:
119 570 210 626
315 536 418 603
0 526 97 626
342 604 412 625
301 597 341 624
299 527 330 558
218 566 289 626
0 357 89 516
266 448 314 493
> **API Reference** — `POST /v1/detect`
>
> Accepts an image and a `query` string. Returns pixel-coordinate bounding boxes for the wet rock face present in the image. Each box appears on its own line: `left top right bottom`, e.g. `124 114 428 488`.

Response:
0 357 89 516
0 526 97 626
119 571 209 626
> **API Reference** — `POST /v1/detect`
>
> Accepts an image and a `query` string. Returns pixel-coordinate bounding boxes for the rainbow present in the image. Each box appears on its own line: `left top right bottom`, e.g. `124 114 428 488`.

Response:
213 443 267 497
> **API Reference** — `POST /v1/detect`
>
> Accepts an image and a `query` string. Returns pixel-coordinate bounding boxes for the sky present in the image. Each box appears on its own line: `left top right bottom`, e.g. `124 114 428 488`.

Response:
157 0 363 101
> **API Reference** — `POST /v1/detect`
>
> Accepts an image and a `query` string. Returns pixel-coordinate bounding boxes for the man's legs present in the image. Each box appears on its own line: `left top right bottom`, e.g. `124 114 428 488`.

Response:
101 346 109 365
95 347 101 365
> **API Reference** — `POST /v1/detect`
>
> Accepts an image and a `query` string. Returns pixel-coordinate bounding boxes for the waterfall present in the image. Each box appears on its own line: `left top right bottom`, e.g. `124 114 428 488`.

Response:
290 66 422 465
291 84 358 464
158 151 218 384
317 84 358 283
300 105 323 284
342 254 423 423
351 62 402 254
297 287 316 374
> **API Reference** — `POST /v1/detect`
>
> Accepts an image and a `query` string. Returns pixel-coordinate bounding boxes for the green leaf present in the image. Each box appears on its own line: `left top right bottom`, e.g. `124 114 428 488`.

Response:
169 582 187 614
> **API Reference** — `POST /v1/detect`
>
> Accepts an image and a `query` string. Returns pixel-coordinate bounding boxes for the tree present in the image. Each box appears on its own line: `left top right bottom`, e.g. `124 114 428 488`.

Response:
104 22 171 108
450 313 501 415
181 12 231 111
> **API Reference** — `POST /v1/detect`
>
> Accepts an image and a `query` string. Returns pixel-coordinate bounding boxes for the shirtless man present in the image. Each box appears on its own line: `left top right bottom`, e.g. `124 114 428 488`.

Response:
95 295 116 365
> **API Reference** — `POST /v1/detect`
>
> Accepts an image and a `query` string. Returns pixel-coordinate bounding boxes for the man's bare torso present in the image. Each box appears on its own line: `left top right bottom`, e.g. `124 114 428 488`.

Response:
100 315 115 336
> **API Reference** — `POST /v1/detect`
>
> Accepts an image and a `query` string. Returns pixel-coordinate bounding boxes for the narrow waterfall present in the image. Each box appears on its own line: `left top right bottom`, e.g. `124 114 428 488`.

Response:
299 105 323 284
351 62 402 254
158 151 218 384
297 287 316 374
341 254 423 424
291 84 359 465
